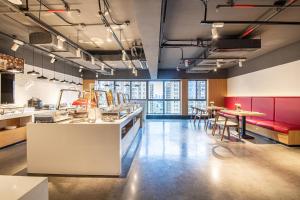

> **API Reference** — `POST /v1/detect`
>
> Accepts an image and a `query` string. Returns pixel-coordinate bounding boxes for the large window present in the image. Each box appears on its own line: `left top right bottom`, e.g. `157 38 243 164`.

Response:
95 80 183 115
188 80 207 114
97 81 114 92
148 81 181 114
115 81 130 96
131 81 147 99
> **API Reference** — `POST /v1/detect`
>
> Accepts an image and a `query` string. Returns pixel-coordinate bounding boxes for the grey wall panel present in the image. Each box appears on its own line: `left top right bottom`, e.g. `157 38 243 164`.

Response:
227 40 300 78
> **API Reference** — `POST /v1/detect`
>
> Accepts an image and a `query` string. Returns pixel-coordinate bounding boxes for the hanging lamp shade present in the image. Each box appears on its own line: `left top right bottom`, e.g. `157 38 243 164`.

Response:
37 53 48 80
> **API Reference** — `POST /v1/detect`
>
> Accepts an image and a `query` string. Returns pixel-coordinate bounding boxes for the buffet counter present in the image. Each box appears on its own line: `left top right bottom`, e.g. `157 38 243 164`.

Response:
27 107 143 176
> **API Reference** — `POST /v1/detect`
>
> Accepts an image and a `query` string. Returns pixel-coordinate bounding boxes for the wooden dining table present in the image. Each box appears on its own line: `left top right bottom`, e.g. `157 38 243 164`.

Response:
220 109 265 139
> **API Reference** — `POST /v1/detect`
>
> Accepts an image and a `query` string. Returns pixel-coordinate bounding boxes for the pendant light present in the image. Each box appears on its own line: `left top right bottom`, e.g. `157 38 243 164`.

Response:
60 63 68 84
49 61 59 82
37 53 48 80
27 48 40 76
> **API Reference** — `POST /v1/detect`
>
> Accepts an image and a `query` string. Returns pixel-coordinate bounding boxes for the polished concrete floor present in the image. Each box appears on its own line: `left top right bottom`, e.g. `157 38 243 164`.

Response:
1 119 300 200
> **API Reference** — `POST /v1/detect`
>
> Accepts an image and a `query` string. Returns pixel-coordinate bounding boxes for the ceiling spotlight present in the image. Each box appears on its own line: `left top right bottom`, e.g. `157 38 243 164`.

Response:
212 22 224 28
106 29 112 42
8 0 22 5
132 68 137 76
176 66 180 72
91 57 95 65
96 73 99 78
216 61 221 68
56 35 66 49
79 68 82 73
122 50 126 61
128 62 133 69
76 48 81 57
238 59 246 67
101 63 105 71
184 60 189 67
211 27 218 39
111 69 114 76
214 68 217 72
50 57 56 64
11 39 24 52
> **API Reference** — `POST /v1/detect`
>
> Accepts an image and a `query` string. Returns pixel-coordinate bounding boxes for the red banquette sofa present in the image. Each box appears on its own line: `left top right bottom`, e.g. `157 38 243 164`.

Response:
224 97 300 146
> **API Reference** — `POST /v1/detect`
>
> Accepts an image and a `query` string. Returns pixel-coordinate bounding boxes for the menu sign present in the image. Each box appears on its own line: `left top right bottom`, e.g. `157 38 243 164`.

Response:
0 53 24 73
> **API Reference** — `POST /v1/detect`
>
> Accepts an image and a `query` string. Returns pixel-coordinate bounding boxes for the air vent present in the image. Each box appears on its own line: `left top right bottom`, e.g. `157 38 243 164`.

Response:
212 39 261 52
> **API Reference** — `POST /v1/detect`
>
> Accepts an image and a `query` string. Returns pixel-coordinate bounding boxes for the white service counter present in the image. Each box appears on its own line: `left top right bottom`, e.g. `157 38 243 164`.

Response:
0 175 48 200
27 108 143 176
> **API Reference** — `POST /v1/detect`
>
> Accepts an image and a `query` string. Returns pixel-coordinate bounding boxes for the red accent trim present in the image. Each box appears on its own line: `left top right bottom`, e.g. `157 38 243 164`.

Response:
241 27 254 38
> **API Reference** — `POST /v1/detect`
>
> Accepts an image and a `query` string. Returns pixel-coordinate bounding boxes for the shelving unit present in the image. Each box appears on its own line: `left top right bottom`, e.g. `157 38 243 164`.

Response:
0 116 32 148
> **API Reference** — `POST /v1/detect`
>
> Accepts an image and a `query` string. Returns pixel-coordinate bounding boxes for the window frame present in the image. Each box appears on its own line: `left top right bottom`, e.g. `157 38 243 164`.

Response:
188 80 207 114
147 80 181 114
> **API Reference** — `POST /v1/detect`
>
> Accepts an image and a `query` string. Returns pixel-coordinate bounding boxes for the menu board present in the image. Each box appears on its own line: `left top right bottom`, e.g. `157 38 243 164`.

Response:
98 91 108 108
0 53 24 72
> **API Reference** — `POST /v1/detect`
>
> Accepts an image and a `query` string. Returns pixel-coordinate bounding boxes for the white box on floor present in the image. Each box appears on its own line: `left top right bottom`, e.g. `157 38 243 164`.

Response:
0 175 48 200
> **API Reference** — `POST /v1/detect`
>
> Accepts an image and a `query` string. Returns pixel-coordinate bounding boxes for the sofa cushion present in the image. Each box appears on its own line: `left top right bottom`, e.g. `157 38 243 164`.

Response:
251 97 274 121
224 97 252 110
246 118 260 125
256 120 300 134
275 97 300 125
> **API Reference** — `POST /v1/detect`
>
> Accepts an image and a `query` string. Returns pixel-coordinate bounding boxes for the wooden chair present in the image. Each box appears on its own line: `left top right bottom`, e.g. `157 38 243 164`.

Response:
205 110 224 131
194 108 209 125
212 112 239 141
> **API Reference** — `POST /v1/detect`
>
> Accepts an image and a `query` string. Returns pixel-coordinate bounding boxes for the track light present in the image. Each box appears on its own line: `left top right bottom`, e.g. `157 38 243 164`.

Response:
111 69 114 76
216 59 223 68
176 66 180 71
11 39 24 52
106 29 112 42
122 50 126 61
8 0 22 5
101 63 105 71
128 62 133 69
50 57 56 64
214 68 217 72
56 35 66 49
211 27 218 39
91 57 95 65
212 22 224 28
132 68 137 76
76 48 81 57
79 68 82 73
96 73 99 78
238 59 246 67
184 60 189 67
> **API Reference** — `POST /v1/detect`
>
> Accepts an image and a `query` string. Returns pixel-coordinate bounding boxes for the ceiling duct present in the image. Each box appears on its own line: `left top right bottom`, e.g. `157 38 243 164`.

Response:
211 39 261 52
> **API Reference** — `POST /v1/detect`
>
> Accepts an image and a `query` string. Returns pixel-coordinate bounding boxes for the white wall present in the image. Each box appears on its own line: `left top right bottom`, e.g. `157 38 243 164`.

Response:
227 60 300 96
14 64 82 106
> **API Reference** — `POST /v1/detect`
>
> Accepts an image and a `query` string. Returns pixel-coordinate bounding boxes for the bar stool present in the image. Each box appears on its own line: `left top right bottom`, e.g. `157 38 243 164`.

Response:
212 112 239 141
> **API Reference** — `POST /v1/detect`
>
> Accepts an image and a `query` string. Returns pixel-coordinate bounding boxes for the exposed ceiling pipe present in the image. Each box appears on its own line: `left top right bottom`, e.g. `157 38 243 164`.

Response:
158 0 168 63
97 0 137 70
0 0 114 71
239 0 298 38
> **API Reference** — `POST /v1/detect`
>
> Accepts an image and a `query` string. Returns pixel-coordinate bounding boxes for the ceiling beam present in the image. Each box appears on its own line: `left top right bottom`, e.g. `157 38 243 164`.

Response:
133 0 162 79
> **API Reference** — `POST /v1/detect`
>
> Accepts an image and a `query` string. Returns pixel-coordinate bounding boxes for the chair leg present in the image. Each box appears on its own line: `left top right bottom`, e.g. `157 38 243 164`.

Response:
194 114 197 123
227 127 231 140
221 126 226 141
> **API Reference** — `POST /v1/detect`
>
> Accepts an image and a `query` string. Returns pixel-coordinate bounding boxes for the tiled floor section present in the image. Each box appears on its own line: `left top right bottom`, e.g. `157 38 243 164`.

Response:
1 119 300 200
